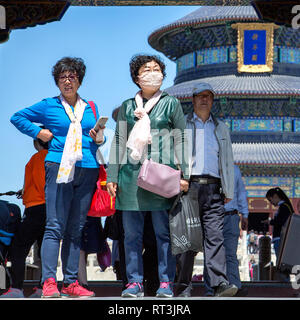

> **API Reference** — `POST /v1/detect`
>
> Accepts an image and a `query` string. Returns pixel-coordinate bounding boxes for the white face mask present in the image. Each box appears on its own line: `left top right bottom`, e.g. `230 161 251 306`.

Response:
138 71 163 90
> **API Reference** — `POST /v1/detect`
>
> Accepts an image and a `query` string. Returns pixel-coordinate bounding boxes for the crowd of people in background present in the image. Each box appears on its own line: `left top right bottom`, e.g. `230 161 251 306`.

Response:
0 54 297 299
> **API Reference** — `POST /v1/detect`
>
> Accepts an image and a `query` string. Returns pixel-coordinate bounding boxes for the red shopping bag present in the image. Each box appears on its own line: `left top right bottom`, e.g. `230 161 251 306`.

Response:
88 165 116 217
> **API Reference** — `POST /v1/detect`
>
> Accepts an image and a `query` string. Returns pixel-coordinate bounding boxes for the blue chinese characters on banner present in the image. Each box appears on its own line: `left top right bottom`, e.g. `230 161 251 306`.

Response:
244 30 266 65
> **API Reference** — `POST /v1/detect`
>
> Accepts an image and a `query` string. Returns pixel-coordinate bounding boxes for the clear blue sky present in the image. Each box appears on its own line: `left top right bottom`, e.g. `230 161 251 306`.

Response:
0 6 199 210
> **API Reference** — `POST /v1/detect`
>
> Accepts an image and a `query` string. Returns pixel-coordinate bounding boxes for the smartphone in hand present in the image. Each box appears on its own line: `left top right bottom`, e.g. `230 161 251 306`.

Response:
94 116 108 132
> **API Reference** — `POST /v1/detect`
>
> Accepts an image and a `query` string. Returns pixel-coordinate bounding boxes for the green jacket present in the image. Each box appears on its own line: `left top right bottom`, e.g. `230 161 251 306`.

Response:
106 92 189 211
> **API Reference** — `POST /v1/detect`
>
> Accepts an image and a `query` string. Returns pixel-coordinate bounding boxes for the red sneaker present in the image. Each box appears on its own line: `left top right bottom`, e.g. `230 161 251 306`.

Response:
61 281 95 298
42 278 60 298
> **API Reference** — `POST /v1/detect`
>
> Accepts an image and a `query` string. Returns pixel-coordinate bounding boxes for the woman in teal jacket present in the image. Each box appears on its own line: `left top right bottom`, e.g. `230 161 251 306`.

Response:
106 54 189 298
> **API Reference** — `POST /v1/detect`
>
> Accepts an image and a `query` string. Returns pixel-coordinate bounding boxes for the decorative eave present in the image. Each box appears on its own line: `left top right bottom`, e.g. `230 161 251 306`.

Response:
238 164 300 178
164 75 300 100
232 142 300 171
148 6 259 51
148 6 300 60
149 16 258 42
238 163 300 167
232 143 300 177
0 0 69 31
70 0 253 5
178 93 299 102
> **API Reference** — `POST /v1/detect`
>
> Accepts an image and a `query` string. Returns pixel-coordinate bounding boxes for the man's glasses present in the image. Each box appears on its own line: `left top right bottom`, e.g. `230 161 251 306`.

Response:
58 74 78 83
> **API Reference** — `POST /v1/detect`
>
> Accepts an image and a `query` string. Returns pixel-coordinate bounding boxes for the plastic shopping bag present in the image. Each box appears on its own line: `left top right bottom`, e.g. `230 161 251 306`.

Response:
169 188 203 255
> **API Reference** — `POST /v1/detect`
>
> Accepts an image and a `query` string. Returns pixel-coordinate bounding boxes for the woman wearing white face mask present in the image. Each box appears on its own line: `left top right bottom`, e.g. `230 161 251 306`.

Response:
106 55 189 298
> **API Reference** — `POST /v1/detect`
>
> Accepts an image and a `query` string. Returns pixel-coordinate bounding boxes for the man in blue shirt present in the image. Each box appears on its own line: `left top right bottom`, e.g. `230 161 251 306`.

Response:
204 164 249 296
175 82 236 297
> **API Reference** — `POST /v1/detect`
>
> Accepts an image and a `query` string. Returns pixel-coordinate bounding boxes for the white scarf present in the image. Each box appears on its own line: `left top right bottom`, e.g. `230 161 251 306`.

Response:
126 90 162 160
134 90 162 117
56 94 87 184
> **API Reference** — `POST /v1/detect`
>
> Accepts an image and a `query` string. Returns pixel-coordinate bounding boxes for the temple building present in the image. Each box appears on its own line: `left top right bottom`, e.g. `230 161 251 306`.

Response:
1 2 299 231
148 6 300 231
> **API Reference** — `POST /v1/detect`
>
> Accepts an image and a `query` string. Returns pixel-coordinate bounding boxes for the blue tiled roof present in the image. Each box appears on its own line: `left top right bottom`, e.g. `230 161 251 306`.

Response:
164 75 300 97
233 143 300 165
149 6 258 38
173 6 258 25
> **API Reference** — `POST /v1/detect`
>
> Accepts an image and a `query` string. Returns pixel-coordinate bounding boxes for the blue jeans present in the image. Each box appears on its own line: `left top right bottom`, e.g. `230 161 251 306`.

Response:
41 162 98 284
122 210 176 284
204 213 241 295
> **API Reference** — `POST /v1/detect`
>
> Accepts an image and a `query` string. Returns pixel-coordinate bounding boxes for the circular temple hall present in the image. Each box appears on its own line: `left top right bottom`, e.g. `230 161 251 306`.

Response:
148 6 300 229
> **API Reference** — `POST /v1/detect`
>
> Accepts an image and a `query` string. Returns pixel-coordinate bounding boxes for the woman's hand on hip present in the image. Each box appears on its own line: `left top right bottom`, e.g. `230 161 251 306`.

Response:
107 182 117 197
37 129 53 142
180 179 189 192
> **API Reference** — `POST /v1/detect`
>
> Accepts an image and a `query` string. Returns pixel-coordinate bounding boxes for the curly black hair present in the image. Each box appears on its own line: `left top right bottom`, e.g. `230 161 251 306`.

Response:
52 57 86 85
129 54 166 87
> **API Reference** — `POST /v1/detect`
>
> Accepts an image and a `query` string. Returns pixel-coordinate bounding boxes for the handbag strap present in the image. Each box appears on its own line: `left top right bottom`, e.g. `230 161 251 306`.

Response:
89 101 97 120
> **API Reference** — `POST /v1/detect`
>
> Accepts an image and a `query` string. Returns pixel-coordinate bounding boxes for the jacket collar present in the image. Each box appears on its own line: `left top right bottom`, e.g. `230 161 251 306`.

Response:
139 90 169 100
187 111 219 127
160 91 169 98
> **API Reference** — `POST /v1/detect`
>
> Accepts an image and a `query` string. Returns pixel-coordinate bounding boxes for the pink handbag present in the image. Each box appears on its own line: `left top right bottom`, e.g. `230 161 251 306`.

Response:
137 158 181 198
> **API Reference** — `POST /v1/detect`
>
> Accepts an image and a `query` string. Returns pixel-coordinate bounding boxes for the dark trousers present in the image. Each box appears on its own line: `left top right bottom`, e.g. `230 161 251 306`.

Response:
113 210 127 288
204 213 241 295
176 181 228 295
175 250 196 296
9 204 46 289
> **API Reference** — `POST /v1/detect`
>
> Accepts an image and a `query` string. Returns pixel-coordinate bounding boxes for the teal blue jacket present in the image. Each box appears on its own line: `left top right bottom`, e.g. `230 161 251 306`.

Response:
107 92 189 211
10 97 102 168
